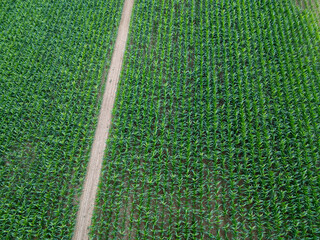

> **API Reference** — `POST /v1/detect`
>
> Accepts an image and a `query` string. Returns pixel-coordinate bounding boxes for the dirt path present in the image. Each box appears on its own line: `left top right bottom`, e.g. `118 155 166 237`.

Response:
72 0 134 239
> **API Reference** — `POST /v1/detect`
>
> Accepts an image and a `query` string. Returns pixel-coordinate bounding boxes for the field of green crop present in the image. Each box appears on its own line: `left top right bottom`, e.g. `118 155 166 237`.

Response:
0 0 124 238
91 0 320 239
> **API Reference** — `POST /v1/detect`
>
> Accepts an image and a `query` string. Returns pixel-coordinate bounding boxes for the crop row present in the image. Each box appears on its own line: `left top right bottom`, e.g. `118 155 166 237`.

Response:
91 0 320 239
0 0 124 238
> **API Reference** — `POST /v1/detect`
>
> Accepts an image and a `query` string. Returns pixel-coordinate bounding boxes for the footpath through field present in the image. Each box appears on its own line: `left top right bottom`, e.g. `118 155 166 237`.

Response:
72 0 134 239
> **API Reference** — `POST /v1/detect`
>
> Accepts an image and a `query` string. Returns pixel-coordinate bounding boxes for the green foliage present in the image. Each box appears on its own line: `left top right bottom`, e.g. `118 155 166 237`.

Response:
91 0 320 239
0 0 124 238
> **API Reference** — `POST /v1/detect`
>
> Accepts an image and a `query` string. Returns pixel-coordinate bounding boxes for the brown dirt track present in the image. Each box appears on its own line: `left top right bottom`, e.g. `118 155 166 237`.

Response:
72 0 134 239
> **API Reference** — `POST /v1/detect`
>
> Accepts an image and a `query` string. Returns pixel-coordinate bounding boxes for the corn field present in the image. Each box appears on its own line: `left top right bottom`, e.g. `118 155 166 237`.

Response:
0 0 124 238
0 0 320 239
91 0 320 239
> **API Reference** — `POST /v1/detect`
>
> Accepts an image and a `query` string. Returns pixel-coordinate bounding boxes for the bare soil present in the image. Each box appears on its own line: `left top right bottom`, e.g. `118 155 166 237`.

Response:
72 0 134 239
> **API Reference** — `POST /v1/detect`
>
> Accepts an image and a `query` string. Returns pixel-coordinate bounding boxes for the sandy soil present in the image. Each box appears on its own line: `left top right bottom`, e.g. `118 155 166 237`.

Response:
72 0 134 239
